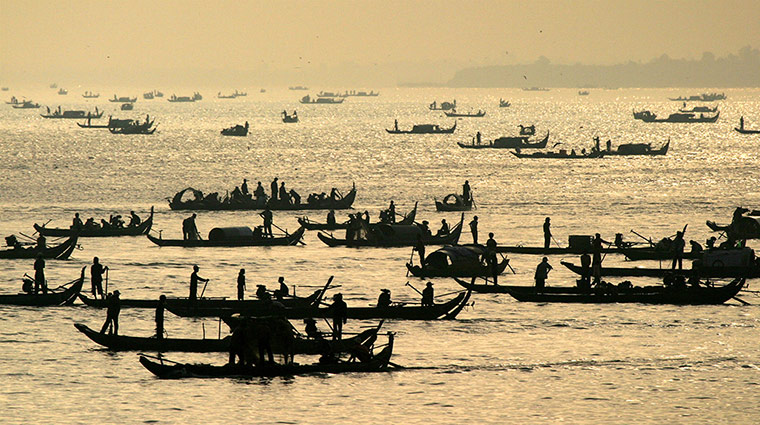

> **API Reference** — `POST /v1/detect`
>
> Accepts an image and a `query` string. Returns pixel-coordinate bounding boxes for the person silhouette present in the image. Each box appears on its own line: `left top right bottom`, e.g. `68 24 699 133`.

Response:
237 269 246 300
91 257 108 299
155 294 166 339
100 290 121 335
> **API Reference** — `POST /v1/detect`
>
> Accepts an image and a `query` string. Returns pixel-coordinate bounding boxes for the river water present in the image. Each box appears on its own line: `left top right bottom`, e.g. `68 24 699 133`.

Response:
0 87 758 424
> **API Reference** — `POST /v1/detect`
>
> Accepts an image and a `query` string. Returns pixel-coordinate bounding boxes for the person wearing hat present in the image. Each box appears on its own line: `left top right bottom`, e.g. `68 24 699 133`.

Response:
189 265 208 301
303 318 321 340
256 284 270 301
377 289 391 308
469 215 479 244
421 282 434 307
100 290 121 335
328 293 347 340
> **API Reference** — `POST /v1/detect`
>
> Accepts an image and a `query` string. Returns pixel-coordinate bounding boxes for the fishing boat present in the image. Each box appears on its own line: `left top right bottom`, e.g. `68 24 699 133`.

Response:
735 117 760 134
289 86 309 90
444 109 486 118
143 91 154 100
342 90 379 97
6 96 21 105
221 122 249 136
0 268 84 306
435 194 472 211
108 116 156 134
561 260 760 279
168 93 202 102
633 110 720 123
406 245 510 278
298 203 417 231
12 101 40 109
499 99 510 107
669 93 726 102
147 225 305 247
0 233 79 260
41 107 103 119
317 91 340 97
299 95 344 104
169 184 357 211
458 130 549 149
578 90 590 96
511 149 602 159
599 140 670 157
121 103 133 110
706 208 760 240
34 208 153 237
619 246 702 261
82 91 100 98
428 100 455 111
493 244 620 255
386 122 456 134
678 105 718 113
109 95 137 103
138 333 396 379
77 116 135 129
522 87 549 91
217 90 246 99
58 88 68 95
282 111 298 123
317 214 464 248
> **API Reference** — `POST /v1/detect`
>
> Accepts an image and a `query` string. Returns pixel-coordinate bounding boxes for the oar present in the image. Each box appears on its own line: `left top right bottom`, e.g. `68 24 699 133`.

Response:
405 281 423 296
104 268 109 299
551 235 562 249
630 229 654 247
405 247 415 277
200 279 211 298
500 253 516 274
733 296 751 306
434 289 464 299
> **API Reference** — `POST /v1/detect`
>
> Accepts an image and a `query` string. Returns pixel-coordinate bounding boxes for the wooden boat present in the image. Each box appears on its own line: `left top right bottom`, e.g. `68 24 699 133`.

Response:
578 90 590 96
217 290 472 321
735 117 760 134
669 93 726 102
522 87 549 91
342 90 379 97
679 105 718 113
282 111 298 123
82 92 100 98
458 131 549 149
0 268 84 306
169 185 357 211
599 140 670 157
77 116 135 129
41 108 103 119
316 91 341 97
143 91 154 100
499 99 510 107
58 88 68 95
34 208 153 237
168 93 201 102
11 101 40 109
109 95 137 103
317 214 464 248
109 118 156 134
147 226 305 247
444 110 485 118
138 333 395 379
74 321 382 354
511 149 602 159
634 110 720 123
493 244 620 255
0 233 79 259
298 203 417 230
300 95 344 104
561 260 760 279
706 211 760 240
429 100 456 111
435 194 472 211
406 245 510 278
121 103 133 111
221 122 249 136
386 122 456 134
620 246 702 261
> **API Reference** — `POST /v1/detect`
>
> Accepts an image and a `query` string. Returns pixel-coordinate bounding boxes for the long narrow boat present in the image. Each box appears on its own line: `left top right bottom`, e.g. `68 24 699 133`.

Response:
74 322 382 354
79 294 161 308
435 194 472 211
386 122 456 134
511 149 602 159
317 215 464 247
561 260 760 279
493 245 620 255
444 110 485 117
34 208 153 237
146 226 305 247
0 268 84 306
0 233 79 259
138 333 395 379
457 131 549 149
406 245 510 278
41 109 103 119
620 246 702 261
634 111 720 123
735 127 760 134
169 185 357 211
455 277 746 304
599 141 670 157
298 203 417 231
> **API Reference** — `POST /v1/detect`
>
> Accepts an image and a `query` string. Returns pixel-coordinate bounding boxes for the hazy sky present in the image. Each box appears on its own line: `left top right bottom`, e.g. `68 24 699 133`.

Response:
1 0 758 85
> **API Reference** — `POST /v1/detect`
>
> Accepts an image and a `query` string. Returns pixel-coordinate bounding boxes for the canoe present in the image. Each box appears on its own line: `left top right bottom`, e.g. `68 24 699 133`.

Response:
561 260 760 279
138 333 395 379
386 122 456 134
0 233 79 259
169 185 357 211
511 150 602 159
164 287 327 318
635 111 720 123
146 226 305 247
41 110 104 119
599 141 670 157
457 131 549 149
0 267 84 306
74 322 382 354
34 208 153 237
298 203 417 230
455 277 746 304
216 290 472 321
317 214 464 247
444 110 485 117
735 127 760 134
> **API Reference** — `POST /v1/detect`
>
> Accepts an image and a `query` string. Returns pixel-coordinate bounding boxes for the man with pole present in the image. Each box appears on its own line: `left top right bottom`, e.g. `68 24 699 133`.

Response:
543 217 552 249
189 265 209 301
91 257 108 299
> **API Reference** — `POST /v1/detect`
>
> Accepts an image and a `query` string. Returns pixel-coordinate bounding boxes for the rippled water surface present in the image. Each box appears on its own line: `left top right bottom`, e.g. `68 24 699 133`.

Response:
0 87 759 424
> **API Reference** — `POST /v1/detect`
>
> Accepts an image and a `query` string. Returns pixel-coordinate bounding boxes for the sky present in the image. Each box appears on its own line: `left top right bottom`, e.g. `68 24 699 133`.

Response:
1 0 758 86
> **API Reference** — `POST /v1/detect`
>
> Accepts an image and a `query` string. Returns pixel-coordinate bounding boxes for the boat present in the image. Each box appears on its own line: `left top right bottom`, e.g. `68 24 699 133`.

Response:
11 101 40 109
138 333 396 379
599 140 670 157
218 90 246 99
444 109 486 118
299 95 344 104
120 103 133 110
169 184 357 211
458 130 549 149
50 83 58 89
218 290 472 321
1 87 8 91
633 110 720 123
58 88 68 95
386 122 456 134
298 203 417 231
143 91 154 100
163 288 331 318
428 100 455 111
497 279 745 304
77 116 135 129
0 233 79 260
706 208 760 240
669 93 726 102
493 244 620 255
678 105 718 113
34 208 153 237
522 87 549 91
317 214 464 248
108 116 156 134
406 244 510 278
0 268 84 306
221 122 249 136
435 194 472 211
317 91 340 97
168 93 202 102
82 91 100 98
619 246 702 261
578 90 590 96
561 260 760 279
289 86 309 90
41 107 103 119
499 99 510 107
282 111 298 123
78 294 161 308
6 96 21 105
342 90 379 97
735 117 760 134
109 95 136 103
511 149 602 159
146 225 305 247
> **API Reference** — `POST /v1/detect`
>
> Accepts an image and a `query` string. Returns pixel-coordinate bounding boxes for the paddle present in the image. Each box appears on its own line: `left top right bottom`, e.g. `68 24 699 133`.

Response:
551 235 562 249
200 278 211 298
499 253 516 274
104 268 109 299
405 281 423 296
405 247 415 277
733 296 751 306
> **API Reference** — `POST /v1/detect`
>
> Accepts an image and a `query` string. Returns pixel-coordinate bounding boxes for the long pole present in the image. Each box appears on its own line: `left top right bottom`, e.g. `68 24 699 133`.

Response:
104 268 109 299
405 281 423 296
200 279 210 298
405 247 415 277
551 235 562 249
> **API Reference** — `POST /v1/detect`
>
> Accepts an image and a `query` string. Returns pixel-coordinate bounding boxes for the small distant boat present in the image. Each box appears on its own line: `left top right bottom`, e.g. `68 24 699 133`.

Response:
342 90 379 97
6 96 21 105
429 100 455 111
143 91 154 100
41 107 103 119
386 122 456 134
1 87 8 91
669 92 726 102
282 111 298 123
58 88 68 95
406 245 509 278
0 233 79 260
0 268 84 306
444 109 486 118
109 95 137 103
260 88 266 93
121 103 133 110
168 92 202 102
435 194 473 211
578 90 590 96
218 90 246 99
511 149 602 159
499 99 510 107
82 91 100 98
221 122 249 136
109 115 156 134
678 105 718 113
78 116 136 129
317 91 340 97
12 100 41 109
50 83 58 89
735 117 760 134
289 86 309 90
600 140 670 156
300 95 344 104
522 87 549 91
634 110 719 123
458 129 549 149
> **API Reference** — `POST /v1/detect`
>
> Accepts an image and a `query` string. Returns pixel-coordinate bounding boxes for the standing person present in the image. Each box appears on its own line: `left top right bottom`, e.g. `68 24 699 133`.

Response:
486 232 498 283
100 290 121 335
534 257 553 288
237 269 246 301
672 231 686 270
33 254 46 294
90 257 108 299
241 179 249 195
279 181 289 204
270 177 279 202
421 282 434 307
469 215 479 244
592 233 607 285
328 293 347 340
155 295 166 339
462 180 471 202
326 209 336 226
189 265 208 301
260 206 273 237
388 201 396 223
414 234 426 266
182 213 198 240
543 217 552 249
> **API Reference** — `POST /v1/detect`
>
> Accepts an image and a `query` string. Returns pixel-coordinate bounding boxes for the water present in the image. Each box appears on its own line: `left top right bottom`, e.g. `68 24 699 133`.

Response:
0 87 759 424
